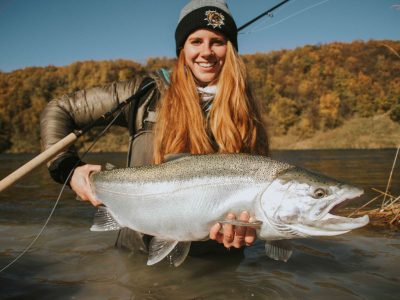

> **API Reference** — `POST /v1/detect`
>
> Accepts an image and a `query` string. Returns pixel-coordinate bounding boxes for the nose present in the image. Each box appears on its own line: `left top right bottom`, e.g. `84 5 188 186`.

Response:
200 43 213 57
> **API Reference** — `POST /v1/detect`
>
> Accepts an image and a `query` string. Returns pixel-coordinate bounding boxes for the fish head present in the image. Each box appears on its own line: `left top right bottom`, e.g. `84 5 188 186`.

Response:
259 167 369 239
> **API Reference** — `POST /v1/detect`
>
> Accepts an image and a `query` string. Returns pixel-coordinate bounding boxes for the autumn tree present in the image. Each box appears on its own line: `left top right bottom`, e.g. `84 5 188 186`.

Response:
268 96 300 135
319 92 341 129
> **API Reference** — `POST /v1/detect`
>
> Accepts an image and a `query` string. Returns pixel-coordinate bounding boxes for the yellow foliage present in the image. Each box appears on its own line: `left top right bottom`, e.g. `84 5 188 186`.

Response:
268 96 299 134
0 40 399 152
319 92 340 119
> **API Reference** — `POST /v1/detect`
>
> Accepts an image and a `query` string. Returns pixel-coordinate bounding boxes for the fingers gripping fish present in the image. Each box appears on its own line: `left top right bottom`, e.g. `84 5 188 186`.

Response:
89 154 369 266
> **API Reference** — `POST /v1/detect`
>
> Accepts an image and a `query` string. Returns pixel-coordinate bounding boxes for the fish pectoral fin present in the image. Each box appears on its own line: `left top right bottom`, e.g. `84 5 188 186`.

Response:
264 240 293 262
167 241 191 267
217 219 263 228
90 206 122 232
147 238 179 266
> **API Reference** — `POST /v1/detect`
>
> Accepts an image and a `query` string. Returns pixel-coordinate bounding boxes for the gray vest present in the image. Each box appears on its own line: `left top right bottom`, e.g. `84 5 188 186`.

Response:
127 68 170 168
116 69 168 252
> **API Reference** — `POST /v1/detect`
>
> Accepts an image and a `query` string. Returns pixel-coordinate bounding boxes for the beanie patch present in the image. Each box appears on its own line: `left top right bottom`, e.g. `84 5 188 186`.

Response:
204 10 225 29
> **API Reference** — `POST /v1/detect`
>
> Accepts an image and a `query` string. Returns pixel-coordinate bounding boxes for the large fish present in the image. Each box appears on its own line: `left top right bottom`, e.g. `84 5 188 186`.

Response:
89 154 369 266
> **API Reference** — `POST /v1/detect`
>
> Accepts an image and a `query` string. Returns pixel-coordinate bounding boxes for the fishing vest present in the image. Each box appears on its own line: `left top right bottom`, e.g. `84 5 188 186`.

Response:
116 69 170 251
126 68 171 168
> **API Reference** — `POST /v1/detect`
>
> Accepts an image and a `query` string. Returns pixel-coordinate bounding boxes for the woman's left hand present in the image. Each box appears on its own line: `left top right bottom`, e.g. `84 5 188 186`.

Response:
209 211 256 248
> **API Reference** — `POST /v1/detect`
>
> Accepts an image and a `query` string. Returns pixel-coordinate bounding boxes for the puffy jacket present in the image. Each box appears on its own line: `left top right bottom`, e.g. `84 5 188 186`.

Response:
40 70 169 184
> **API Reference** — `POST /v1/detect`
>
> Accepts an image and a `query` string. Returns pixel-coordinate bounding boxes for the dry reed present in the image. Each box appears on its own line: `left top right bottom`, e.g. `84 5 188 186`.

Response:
349 146 400 229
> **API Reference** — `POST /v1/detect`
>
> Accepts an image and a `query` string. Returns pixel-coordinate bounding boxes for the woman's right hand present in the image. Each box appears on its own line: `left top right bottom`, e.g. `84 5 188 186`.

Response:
70 164 102 206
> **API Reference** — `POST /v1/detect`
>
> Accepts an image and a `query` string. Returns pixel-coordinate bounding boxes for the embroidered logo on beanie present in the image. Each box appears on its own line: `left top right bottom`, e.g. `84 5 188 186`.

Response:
204 10 225 28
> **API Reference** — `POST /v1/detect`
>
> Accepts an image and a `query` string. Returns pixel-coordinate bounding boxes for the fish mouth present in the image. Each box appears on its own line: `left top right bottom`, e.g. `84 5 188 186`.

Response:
290 186 369 236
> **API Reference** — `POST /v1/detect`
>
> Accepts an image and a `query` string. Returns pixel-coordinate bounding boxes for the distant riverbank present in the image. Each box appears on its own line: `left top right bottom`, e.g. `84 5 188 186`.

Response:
270 114 400 150
3 113 399 154
72 114 400 153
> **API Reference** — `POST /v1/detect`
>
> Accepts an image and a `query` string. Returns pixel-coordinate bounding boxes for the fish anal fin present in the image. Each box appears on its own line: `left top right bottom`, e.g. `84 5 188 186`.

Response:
265 240 293 262
90 206 122 232
167 241 191 267
147 238 178 266
218 219 263 228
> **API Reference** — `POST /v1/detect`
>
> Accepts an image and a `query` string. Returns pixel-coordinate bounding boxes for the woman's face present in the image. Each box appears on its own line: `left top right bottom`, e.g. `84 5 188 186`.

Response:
183 29 227 86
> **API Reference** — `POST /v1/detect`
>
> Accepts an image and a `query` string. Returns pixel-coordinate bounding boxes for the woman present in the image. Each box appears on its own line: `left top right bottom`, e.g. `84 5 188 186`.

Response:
40 0 269 253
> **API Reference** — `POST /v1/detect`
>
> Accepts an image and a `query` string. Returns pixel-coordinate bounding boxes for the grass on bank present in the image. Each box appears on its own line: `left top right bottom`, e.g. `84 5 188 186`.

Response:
269 114 400 150
350 146 400 230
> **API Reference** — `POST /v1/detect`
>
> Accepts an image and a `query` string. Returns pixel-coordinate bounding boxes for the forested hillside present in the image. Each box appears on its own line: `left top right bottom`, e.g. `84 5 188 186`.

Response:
0 40 399 153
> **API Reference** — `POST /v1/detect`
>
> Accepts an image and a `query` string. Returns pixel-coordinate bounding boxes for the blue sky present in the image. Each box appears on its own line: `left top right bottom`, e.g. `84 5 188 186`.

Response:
0 0 399 72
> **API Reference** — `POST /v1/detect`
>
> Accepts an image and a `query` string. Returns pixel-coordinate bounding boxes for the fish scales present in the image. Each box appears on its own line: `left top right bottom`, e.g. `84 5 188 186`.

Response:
89 153 369 266
91 155 285 240
93 154 293 185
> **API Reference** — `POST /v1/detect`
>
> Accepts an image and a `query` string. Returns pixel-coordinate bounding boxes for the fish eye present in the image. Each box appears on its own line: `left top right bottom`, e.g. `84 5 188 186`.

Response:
313 188 327 199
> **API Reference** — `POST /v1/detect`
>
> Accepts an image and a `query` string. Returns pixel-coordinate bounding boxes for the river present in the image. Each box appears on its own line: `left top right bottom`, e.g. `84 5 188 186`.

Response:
0 149 399 299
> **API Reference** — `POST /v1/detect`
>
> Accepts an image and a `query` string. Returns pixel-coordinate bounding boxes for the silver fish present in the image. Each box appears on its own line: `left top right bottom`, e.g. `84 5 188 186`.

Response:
89 154 369 266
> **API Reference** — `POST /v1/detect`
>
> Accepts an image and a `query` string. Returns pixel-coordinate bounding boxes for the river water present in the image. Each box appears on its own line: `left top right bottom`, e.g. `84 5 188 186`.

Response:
0 149 399 299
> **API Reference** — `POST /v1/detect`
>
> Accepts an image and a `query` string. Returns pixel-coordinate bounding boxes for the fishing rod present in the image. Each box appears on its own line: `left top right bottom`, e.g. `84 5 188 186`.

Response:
0 80 155 192
237 0 291 32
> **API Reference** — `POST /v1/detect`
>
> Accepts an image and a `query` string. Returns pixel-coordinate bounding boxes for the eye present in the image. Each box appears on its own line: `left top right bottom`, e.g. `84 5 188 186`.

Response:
190 38 202 45
211 39 225 46
313 188 327 199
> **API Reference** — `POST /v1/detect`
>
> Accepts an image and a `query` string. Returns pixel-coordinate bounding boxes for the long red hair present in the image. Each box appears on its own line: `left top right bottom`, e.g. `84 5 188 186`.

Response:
153 41 269 164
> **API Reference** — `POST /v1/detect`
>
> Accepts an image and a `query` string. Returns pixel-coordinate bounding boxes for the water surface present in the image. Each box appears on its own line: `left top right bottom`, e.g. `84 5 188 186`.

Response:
0 150 399 299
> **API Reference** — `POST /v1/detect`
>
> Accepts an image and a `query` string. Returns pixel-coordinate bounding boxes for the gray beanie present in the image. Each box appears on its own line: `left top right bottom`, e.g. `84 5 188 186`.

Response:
175 0 238 56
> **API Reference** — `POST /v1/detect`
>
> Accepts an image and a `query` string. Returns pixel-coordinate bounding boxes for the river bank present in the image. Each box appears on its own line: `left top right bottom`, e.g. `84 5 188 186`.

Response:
270 114 400 150
3 114 400 154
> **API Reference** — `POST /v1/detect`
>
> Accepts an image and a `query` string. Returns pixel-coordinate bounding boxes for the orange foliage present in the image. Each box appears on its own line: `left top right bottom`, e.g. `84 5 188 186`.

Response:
0 40 399 152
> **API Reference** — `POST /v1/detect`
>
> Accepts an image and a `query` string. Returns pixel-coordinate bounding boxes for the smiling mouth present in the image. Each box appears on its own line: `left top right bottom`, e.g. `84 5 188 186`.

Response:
197 62 217 68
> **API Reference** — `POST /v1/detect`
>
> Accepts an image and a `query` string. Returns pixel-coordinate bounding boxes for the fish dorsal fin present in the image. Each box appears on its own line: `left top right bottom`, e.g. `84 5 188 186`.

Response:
265 240 293 262
164 153 191 162
104 163 117 171
147 238 179 266
217 219 263 228
166 241 191 267
90 206 122 232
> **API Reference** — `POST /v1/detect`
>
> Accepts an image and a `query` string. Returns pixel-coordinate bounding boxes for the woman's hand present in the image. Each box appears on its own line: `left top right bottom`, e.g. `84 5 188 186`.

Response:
70 164 102 207
209 211 256 248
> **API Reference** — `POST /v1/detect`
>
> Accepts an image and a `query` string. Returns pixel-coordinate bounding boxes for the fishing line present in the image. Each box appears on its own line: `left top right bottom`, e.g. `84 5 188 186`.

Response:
240 0 330 34
0 107 125 273
246 0 296 33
